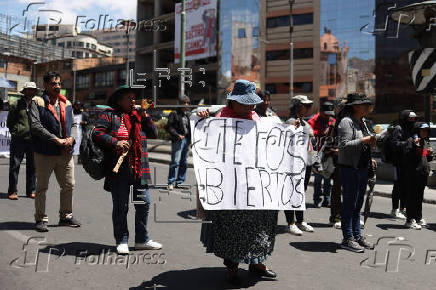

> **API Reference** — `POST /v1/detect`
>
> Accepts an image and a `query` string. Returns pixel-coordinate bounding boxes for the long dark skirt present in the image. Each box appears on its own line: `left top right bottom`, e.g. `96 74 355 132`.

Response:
200 210 278 264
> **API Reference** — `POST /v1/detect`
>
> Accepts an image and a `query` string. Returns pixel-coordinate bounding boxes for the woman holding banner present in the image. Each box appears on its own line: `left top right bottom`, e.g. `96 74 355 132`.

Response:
284 95 315 236
337 93 376 253
197 80 278 285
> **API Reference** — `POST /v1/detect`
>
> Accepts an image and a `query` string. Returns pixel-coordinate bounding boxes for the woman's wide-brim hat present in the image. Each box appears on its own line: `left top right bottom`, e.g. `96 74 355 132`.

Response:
108 85 141 107
345 93 373 106
226 79 262 105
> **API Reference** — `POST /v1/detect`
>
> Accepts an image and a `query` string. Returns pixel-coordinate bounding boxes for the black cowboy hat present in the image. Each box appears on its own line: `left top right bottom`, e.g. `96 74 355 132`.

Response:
107 85 141 108
345 93 373 106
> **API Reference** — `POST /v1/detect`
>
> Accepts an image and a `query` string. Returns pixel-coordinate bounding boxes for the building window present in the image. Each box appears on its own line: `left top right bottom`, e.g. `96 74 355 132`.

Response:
118 70 126 85
85 52 89 58
94 71 114 88
72 51 76 57
67 41 72 48
294 82 313 93
267 16 290 28
252 26 259 37
237 28 246 38
58 42 65 47
294 48 313 59
36 26 46 31
76 51 83 59
266 48 313 61
293 13 313 26
267 13 313 28
49 25 59 31
76 74 90 89
91 44 97 50
266 50 289 61
79 41 85 47
86 43 90 48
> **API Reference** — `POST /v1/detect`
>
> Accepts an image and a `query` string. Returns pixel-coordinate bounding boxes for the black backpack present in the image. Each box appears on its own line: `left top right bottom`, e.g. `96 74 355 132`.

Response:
80 127 107 180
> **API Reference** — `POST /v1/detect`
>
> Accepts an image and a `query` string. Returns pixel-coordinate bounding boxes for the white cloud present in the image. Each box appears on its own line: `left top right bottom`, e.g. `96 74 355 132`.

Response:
18 0 137 26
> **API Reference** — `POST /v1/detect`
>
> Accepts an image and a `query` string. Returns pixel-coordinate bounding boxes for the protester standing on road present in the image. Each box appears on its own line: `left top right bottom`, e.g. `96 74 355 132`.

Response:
166 96 191 190
29 72 80 232
284 95 314 236
198 80 278 286
337 93 376 253
6 82 38 200
390 110 417 222
308 101 336 208
408 122 433 229
93 85 162 254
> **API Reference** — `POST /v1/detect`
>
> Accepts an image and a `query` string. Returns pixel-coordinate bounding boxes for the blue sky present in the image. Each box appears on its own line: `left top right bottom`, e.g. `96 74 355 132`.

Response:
1 0 137 34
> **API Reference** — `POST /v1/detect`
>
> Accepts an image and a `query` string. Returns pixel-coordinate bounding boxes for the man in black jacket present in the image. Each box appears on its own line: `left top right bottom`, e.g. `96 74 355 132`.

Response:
166 96 191 190
390 110 417 224
29 71 80 232
6 82 38 200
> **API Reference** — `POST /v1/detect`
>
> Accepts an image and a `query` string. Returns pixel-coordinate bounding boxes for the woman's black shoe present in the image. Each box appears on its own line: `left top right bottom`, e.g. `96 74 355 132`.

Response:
248 264 277 278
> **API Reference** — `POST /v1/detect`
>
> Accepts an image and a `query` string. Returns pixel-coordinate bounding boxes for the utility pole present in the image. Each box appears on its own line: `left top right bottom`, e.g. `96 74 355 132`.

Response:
180 0 186 103
288 0 295 99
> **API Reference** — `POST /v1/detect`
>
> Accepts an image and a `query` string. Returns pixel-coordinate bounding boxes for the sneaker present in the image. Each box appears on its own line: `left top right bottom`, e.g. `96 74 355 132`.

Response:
168 184 174 191
8 192 18 200
116 243 129 254
58 215 81 227
340 238 364 253
391 209 406 220
313 201 321 208
297 222 314 232
418 219 427 227
35 221 49 232
405 219 422 230
333 220 342 229
26 192 36 199
288 224 303 236
356 237 374 249
135 240 163 250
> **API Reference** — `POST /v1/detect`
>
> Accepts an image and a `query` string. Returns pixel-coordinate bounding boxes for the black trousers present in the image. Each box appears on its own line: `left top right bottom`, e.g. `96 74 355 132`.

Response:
392 166 407 210
8 137 36 195
406 175 426 222
284 166 312 224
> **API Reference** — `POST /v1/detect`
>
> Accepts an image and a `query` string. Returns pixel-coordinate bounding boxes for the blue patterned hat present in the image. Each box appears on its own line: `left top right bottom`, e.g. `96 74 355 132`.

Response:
227 79 262 105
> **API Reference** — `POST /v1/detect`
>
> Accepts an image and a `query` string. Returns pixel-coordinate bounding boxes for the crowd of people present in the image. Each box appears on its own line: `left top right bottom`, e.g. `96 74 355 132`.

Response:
3 75 434 286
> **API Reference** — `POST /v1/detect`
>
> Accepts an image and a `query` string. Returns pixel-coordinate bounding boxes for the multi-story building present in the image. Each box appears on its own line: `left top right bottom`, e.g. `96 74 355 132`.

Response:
136 0 262 105
87 30 136 62
33 24 113 59
260 0 321 117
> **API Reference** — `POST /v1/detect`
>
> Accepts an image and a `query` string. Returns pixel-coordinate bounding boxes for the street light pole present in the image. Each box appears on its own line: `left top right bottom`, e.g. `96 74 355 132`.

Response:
180 0 186 102
126 30 129 85
288 0 294 99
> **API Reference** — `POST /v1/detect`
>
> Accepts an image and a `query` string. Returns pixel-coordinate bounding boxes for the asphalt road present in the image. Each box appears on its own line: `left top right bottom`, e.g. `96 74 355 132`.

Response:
1 160 436 290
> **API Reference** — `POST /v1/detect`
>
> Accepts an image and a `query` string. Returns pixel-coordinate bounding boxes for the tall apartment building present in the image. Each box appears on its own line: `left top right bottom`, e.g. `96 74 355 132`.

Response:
261 0 320 117
87 30 136 62
33 24 113 59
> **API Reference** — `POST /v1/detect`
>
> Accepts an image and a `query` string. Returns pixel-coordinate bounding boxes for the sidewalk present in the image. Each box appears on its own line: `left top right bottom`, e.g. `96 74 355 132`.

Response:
147 139 436 205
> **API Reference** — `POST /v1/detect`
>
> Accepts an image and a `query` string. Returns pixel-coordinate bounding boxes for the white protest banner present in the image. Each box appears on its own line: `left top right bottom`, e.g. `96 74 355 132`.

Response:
0 111 11 157
174 0 217 63
191 116 308 210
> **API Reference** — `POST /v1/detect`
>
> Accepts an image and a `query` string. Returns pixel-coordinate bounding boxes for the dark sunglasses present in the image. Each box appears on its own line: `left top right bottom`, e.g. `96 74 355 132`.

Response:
50 81 61 86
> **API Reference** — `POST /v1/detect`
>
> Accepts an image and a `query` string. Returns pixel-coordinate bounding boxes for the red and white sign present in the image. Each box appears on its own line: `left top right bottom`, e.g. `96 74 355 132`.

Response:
174 0 217 63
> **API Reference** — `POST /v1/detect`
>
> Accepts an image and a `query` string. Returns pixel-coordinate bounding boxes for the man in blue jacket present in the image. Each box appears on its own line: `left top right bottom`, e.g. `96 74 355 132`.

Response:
29 71 80 232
